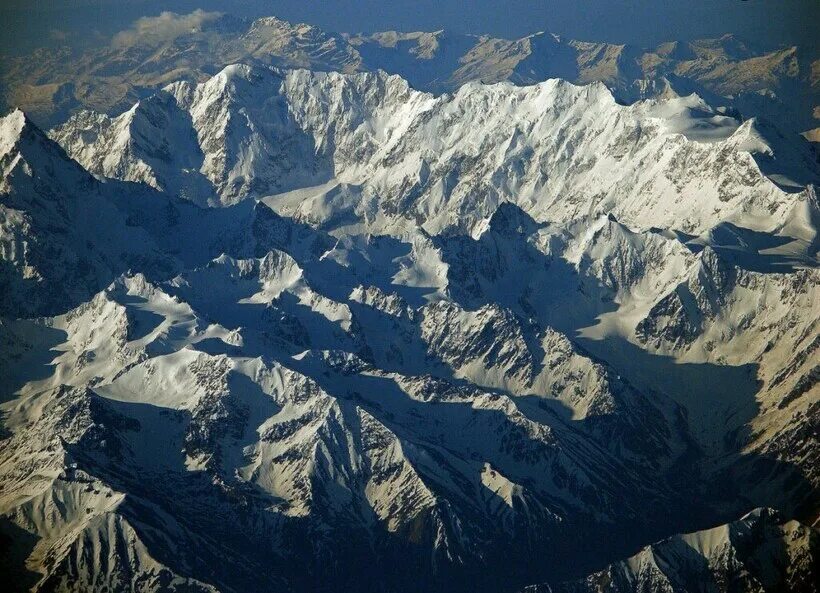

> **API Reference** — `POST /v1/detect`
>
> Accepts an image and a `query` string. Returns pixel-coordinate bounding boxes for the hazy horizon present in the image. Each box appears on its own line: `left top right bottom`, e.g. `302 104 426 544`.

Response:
2 0 818 55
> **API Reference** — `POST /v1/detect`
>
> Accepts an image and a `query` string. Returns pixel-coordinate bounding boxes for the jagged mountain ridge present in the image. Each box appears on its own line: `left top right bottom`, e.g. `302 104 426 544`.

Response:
1 13 817 138
1 61 818 593
50 64 818 238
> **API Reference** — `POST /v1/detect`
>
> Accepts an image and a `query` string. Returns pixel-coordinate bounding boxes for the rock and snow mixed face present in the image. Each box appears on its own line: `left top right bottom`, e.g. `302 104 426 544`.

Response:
52 65 817 239
0 61 818 593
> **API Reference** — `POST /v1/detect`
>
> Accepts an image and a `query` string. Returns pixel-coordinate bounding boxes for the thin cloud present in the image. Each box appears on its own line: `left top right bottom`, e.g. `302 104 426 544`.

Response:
112 9 223 47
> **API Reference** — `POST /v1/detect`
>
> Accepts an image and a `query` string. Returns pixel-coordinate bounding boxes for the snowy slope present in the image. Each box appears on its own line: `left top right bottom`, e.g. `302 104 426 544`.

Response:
52 64 817 237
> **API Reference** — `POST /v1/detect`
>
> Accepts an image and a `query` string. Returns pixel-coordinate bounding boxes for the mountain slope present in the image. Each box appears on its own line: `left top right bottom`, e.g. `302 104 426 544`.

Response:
51 65 818 239
0 109 174 316
524 508 819 593
0 60 817 593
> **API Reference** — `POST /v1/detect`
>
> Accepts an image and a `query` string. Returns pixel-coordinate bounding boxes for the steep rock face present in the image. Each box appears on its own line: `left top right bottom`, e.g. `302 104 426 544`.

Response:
0 274 678 591
635 246 820 509
420 301 538 389
37 513 217 593
47 93 211 204
636 248 819 364
0 384 139 591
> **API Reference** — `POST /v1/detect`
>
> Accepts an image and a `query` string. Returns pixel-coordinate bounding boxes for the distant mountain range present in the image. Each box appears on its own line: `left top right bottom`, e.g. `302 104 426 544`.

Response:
1 13 818 139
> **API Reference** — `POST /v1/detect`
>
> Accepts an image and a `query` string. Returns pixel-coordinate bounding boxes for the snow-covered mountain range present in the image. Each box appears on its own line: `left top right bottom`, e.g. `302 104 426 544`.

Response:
0 18 818 593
